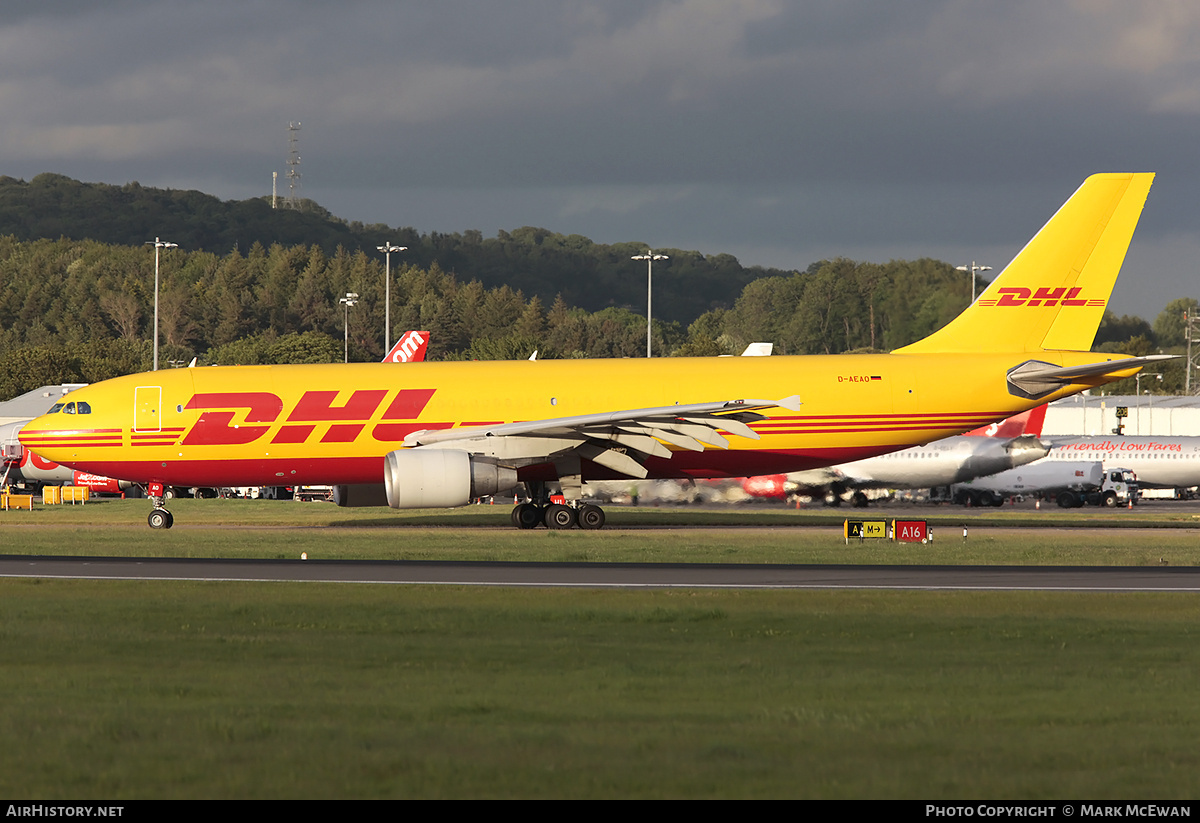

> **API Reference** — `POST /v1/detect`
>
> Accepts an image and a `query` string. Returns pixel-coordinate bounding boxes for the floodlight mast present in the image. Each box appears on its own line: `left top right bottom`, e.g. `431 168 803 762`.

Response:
145 237 178 371
339 292 360 363
631 250 668 357
955 261 992 305
374 242 408 350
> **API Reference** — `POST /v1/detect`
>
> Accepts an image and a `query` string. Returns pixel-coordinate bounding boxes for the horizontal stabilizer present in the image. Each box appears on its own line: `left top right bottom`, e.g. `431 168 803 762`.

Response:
1007 355 1176 400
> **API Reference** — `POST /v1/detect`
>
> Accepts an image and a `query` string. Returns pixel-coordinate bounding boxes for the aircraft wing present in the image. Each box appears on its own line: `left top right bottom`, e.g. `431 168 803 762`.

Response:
403 395 802 479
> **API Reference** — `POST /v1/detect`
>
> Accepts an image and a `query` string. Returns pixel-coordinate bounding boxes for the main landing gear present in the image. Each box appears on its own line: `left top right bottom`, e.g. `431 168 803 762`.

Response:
511 479 606 530
510 501 606 530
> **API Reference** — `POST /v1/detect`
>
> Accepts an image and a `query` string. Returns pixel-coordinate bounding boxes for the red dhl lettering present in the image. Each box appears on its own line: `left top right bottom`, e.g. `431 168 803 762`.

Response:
287 390 388 422
995 287 1031 306
180 388 442 446
182 392 283 446
981 286 1094 307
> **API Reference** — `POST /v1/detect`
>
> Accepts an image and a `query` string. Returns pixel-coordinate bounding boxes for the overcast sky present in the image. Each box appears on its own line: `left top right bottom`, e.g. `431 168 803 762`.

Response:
2 0 1198 320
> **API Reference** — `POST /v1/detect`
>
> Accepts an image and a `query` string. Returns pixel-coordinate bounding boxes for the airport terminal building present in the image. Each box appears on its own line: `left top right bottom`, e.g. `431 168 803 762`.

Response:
1045 394 1200 437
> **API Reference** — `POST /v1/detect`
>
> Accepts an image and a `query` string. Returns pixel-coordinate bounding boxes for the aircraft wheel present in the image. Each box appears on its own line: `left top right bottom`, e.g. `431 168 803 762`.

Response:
544 503 578 529
513 503 542 530
577 504 605 530
851 492 869 508
148 508 173 530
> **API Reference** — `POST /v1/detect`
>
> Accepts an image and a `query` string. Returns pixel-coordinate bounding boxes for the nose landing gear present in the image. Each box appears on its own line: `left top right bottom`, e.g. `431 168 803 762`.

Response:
146 481 174 529
147 506 174 529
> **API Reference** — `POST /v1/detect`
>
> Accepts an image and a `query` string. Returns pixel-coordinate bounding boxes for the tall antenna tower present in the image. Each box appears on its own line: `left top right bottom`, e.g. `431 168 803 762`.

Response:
285 121 302 209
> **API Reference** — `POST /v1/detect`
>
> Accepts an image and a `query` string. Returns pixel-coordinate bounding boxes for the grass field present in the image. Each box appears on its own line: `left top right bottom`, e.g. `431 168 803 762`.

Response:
3 498 1200 798
4 497 1200 565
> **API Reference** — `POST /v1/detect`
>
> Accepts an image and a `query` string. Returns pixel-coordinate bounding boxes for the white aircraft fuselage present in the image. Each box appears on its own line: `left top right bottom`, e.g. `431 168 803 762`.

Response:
769 433 1049 500
1041 436 1200 489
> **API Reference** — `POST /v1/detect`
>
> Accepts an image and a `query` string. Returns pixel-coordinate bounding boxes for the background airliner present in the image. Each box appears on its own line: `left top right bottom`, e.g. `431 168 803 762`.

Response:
742 407 1049 506
1012 408 1200 493
1039 437 1200 491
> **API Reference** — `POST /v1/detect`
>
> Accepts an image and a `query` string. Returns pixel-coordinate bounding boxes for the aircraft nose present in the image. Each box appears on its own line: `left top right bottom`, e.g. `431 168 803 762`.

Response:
18 404 122 460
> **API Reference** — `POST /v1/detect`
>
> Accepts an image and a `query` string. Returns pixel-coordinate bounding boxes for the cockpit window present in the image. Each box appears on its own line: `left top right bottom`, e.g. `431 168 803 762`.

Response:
44 400 90 415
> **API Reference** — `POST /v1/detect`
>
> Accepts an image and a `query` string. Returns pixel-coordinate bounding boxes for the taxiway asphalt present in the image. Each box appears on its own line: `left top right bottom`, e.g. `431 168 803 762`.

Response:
2 554 1199 591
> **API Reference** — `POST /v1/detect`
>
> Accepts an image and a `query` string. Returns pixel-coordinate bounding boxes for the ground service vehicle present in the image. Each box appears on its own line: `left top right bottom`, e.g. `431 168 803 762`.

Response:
951 462 1138 507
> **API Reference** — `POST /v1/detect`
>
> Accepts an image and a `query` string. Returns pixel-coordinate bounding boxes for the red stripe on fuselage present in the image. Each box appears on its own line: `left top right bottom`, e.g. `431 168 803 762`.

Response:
71 443 901 488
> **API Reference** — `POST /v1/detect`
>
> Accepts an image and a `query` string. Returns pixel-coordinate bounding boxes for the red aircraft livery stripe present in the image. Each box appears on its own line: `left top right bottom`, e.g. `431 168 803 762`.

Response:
20 429 123 448
132 427 186 447
749 412 1006 436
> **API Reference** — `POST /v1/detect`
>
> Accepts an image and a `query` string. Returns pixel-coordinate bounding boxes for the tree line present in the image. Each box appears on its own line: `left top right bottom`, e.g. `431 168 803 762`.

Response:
0 173 778 323
0 238 963 397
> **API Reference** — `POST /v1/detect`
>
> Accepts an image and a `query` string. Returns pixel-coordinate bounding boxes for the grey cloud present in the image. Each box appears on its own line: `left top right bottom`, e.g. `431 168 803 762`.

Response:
0 1 1197 321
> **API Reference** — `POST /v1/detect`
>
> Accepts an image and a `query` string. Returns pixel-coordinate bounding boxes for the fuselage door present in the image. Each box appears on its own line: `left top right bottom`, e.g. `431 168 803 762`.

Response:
134 386 162 432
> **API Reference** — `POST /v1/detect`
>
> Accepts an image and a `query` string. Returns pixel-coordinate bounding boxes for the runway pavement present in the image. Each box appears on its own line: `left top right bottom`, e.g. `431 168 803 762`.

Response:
2 554 1199 591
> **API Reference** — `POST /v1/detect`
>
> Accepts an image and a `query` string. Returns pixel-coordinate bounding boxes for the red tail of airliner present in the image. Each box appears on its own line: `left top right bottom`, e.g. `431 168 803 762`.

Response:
383 331 429 363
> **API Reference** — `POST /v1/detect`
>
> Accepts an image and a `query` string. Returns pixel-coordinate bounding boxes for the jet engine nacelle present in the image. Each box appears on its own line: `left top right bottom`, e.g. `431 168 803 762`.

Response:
742 474 788 499
383 449 520 509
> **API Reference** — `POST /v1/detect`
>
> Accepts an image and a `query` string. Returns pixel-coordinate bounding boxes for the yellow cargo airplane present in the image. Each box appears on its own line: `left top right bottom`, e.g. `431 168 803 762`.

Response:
20 173 1170 530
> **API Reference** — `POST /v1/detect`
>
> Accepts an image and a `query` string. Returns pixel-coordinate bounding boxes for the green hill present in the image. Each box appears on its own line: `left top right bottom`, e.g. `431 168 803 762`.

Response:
0 173 782 323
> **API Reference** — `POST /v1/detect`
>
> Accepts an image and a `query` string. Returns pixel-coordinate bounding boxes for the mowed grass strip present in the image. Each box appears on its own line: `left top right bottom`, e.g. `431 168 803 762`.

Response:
7 496 1200 531
2 579 1198 799
3 498 1200 566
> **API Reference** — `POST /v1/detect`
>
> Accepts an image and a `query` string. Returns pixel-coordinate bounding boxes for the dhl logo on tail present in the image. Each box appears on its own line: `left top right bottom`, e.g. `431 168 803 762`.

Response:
979 287 1105 308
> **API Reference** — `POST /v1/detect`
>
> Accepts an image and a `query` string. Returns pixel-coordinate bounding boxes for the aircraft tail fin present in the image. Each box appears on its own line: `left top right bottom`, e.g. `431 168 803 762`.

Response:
383 331 429 363
894 173 1154 355
964 403 1048 438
